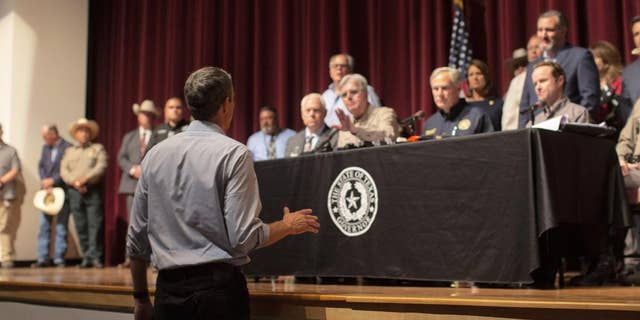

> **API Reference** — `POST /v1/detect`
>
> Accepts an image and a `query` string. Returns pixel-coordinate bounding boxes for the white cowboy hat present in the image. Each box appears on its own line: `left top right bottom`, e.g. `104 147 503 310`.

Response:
132 99 160 116
33 188 65 215
505 48 528 71
69 118 100 141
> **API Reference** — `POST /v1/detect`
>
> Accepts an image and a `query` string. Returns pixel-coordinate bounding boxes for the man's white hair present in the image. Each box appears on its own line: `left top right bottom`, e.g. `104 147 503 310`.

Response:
429 67 462 85
339 73 368 92
300 93 325 111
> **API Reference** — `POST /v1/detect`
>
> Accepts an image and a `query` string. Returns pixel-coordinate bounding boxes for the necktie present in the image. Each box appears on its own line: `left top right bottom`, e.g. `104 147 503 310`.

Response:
267 135 276 159
303 136 314 152
140 132 147 157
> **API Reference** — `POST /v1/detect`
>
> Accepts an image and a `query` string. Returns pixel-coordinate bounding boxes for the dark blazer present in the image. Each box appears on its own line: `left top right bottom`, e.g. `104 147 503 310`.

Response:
38 138 72 188
518 44 600 128
117 129 146 194
623 59 640 116
145 120 189 153
285 125 337 157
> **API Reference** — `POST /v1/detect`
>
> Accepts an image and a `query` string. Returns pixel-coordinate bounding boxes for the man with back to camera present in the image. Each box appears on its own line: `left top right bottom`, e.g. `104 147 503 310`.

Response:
518 10 600 128
423 67 494 138
127 67 320 320
322 53 381 128
285 93 338 157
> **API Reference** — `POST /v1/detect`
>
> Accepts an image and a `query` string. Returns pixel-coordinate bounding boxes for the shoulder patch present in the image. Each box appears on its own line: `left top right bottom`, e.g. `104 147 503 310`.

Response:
424 128 437 136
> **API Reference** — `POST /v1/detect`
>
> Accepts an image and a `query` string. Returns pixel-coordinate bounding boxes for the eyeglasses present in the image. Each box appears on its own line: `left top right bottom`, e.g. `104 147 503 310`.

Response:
340 89 362 98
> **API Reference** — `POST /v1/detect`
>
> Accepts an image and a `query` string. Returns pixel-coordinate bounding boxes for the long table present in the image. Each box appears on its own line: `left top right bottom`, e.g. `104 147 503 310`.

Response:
245 129 631 284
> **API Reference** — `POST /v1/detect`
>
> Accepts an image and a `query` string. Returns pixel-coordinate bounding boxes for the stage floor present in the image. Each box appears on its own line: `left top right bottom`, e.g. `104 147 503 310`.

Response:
0 268 639 319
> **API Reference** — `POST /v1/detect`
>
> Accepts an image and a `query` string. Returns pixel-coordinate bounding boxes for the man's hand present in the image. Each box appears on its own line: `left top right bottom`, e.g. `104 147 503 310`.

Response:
131 165 142 179
282 207 320 235
41 178 54 189
333 109 356 134
134 299 153 320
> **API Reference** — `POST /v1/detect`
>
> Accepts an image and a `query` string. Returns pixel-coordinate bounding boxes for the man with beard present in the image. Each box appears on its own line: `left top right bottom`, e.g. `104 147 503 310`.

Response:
518 10 600 128
246 106 295 161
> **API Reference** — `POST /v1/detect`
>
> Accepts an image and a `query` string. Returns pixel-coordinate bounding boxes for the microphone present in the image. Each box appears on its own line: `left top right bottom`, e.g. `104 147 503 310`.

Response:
399 110 425 125
311 128 339 153
528 100 546 126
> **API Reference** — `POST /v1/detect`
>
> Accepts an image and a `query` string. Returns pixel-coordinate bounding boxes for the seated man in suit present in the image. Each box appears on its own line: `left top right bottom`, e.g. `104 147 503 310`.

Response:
247 106 295 161
334 74 399 148
525 61 590 127
423 67 494 138
285 93 337 157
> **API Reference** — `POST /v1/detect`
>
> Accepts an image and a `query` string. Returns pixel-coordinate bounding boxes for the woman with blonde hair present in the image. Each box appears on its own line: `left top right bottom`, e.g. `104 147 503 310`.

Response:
589 41 625 127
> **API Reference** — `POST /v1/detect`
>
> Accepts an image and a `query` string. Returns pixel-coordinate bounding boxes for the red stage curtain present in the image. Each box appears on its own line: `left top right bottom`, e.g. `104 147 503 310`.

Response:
87 0 640 265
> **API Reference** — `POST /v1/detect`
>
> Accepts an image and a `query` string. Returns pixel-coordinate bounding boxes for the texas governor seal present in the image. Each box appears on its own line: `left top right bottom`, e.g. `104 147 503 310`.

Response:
327 167 379 237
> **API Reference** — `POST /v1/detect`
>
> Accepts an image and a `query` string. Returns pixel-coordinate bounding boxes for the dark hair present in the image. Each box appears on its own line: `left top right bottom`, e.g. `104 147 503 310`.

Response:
540 10 568 30
259 105 278 118
631 15 640 28
44 124 59 135
466 59 495 98
533 61 566 88
183 67 233 121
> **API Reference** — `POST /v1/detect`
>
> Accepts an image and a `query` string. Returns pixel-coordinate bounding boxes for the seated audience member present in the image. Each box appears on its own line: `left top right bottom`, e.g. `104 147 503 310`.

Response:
502 35 542 130
589 41 626 128
525 61 590 126
247 106 295 160
423 67 494 138
285 93 337 157
0 123 22 269
60 118 108 268
322 53 381 128
616 98 640 281
465 59 504 130
333 74 399 148
622 15 640 117
146 97 190 151
32 124 72 268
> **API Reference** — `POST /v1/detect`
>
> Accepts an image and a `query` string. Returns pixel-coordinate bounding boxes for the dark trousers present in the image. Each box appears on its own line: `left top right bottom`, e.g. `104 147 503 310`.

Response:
68 187 103 263
155 262 249 320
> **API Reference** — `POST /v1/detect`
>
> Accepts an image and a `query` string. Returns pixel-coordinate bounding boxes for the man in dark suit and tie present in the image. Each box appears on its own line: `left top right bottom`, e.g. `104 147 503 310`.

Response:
285 93 338 157
32 124 71 268
117 99 158 267
518 10 600 128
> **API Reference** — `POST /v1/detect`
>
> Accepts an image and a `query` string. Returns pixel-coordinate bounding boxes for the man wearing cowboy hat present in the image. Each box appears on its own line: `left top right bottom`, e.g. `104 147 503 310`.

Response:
0 122 23 268
31 124 72 268
60 118 108 268
502 35 541 130
117 99 159 267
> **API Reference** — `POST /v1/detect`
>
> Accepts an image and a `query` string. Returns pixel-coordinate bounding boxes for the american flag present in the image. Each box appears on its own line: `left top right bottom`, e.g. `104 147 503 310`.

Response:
448 0 472 77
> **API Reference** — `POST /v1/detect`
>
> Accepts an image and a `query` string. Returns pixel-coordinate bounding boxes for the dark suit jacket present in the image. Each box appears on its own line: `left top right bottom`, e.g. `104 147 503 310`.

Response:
117 129 146 194
285 125 337 157
38 138 71 188
623 59 640 116
518 44 600 128
145 120 190 153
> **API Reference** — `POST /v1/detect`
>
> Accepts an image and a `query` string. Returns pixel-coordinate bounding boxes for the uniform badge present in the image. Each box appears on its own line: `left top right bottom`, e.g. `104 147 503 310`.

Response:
425 128 437 136
457 119 471 130
327 167 378 237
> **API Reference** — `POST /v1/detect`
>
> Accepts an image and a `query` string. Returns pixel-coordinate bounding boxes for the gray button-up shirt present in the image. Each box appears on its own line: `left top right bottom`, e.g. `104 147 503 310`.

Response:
0 142 21 200
126 120 270 270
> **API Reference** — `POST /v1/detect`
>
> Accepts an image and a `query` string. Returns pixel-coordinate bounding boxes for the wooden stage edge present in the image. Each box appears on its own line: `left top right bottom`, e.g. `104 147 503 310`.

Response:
1 268 640 320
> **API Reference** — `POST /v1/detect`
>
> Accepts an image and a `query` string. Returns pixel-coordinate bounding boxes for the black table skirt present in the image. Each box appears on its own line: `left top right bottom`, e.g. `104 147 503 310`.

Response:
244 129 631 284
